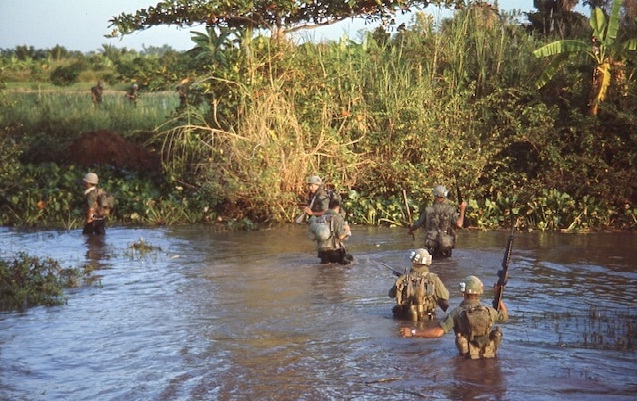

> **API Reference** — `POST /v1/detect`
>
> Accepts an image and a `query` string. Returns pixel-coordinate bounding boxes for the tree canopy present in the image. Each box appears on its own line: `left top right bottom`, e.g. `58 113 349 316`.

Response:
108 0 468 37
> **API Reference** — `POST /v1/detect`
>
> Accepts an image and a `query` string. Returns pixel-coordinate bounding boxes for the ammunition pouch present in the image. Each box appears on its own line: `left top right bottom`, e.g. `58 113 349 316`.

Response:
455 327 503 359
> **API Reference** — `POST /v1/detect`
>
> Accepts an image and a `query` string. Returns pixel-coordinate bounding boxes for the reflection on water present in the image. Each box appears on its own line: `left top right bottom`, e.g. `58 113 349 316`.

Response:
0 226 636 401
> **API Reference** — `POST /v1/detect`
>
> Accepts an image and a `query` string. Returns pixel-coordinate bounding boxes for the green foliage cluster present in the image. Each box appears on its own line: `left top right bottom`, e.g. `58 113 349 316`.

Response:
0 162 225 229
0 253 84 311
50 62 85 86
1 4 636 232
108 0 468 36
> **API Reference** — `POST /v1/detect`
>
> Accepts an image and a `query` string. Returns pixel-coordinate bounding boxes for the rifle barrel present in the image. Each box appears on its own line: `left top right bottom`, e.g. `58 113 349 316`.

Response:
381 263 403 277
494 223 515 310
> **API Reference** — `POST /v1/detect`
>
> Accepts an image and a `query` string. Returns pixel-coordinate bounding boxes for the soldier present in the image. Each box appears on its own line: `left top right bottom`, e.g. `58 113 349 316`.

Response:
91 81 104 105
408 185 467 258
388 248 450 321
177 84 188 112
126 83 139 106
82 172 106 235
400 275 509 359
309 198 353 264
302 175 330 219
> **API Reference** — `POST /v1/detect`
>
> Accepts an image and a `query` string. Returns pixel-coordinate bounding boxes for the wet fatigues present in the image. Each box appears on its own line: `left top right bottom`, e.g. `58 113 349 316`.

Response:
83 186 105 235
389 265 450 321
439 299 507 359
412 201 459 257
308 188 330 215
313 209 352 264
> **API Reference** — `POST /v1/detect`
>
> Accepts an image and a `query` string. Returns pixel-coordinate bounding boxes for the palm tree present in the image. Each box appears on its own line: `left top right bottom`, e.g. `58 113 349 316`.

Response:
533 0 637 115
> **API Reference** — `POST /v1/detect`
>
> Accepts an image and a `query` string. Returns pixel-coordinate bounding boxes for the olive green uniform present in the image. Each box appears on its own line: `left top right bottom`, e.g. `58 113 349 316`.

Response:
389 264 450 320
315 209 351 264
83 187 106 235
439 299 507 359
308 188 330 215
412 201 460 257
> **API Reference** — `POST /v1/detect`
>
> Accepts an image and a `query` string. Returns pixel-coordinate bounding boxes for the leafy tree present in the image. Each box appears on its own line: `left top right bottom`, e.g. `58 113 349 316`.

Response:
48 45 68 62
188 25 238 70
527 0 589 38
533 0 637 115
50 62 84 86
108 0 468 37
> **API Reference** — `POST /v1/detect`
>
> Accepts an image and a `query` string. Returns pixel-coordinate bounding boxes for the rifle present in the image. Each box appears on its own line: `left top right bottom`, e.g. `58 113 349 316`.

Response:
455 182 463 206
493 222 515 310
381 262 405 277
295 193 316 224
402 190 415 240
455 181 467 229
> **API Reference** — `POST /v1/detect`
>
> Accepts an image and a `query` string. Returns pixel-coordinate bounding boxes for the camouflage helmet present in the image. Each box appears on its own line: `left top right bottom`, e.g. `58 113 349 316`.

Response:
460 275 484 295
306 175 322 185
433 185 448 198
83 172 99 185
410 248 432 265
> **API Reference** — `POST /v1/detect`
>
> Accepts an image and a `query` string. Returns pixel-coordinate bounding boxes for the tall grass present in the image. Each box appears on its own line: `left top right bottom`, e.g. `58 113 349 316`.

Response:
144 9 629 225
1 7 635 229
2 89 180 137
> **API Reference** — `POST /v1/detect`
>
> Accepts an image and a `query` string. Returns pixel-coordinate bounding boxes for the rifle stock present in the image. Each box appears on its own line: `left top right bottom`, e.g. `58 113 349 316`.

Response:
295 192 317 224
295 213 306 224
493 223 515 310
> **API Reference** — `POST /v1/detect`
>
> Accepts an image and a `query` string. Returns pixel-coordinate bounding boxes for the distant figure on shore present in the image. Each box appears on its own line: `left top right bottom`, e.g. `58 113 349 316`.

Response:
176 84 188 113
126 83 139 106
91 81 104 106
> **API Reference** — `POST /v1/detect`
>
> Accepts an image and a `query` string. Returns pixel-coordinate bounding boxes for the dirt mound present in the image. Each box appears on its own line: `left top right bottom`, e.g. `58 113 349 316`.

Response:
68 130 161 172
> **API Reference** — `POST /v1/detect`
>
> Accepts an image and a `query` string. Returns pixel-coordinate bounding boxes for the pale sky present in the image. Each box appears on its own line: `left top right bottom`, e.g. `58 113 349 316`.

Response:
0 1 588 53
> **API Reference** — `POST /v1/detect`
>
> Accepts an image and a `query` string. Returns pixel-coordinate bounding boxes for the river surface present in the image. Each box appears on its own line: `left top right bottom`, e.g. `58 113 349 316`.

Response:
0 225 636 401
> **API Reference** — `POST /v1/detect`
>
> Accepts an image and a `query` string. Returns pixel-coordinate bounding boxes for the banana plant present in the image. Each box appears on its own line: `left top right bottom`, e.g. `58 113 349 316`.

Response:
533 0 637 115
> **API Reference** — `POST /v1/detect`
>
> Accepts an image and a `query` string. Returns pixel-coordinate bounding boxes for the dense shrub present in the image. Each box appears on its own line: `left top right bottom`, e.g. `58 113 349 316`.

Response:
0 253 81 311
50 63 84 86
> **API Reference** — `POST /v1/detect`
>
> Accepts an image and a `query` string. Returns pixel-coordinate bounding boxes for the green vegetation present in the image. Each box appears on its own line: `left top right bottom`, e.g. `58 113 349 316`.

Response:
0 253 90 311
534 0 637 115
1 1 636 232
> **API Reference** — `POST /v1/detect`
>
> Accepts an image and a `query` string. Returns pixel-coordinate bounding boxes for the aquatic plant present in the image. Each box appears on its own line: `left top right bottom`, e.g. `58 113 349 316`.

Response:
125 237 163 260
0 252 86 311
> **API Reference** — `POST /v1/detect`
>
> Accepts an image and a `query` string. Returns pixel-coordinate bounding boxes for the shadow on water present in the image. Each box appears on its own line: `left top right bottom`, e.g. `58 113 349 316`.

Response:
0 225 636 400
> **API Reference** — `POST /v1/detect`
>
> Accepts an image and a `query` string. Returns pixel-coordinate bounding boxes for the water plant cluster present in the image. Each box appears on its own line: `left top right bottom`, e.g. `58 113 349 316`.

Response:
0 253 89 311
532 307 637 352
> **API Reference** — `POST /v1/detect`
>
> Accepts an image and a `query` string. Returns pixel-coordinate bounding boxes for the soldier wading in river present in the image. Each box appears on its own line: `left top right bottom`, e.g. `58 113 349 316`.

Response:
388 248 450 321
408 185 466 258
400 275 509 359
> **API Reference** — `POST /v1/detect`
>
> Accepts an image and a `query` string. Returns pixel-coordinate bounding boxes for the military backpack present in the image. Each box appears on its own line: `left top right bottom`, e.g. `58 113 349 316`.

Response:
96 188 115 216
395 272 436 313
457 305 493 348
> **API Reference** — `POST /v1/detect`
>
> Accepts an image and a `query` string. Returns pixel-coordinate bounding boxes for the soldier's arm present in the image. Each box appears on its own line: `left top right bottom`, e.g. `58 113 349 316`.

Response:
400 312 453 338
408 211 426 234
400 324 445 338
435 277 450 301
496 301 509 322
455 201 467 229
86 193 97 222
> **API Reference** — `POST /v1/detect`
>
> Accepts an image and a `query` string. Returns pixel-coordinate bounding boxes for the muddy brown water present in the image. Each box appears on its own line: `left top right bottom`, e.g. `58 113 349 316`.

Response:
1 225 635 401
